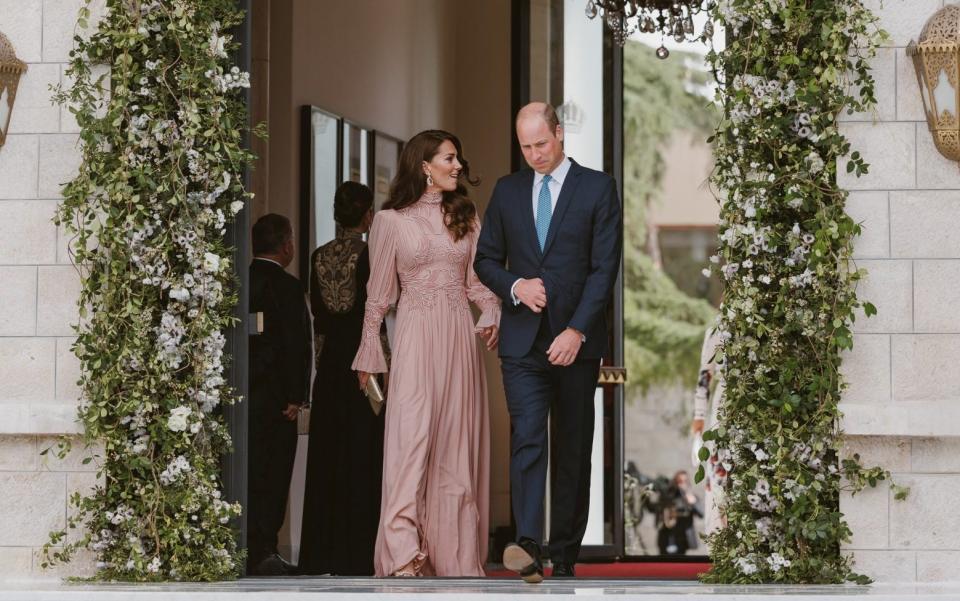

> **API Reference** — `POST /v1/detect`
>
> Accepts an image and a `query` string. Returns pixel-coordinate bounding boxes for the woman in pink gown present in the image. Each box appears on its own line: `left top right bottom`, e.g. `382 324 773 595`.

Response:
352 130 501 577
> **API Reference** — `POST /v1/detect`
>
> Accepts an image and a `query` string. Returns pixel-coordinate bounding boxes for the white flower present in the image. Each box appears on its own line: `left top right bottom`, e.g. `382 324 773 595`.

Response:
147 556 161 574
736 556 758 575
755 517 773 537
230 200 244 215
767 553 792 572
209 32 228 58
754 478 770 496
203 252 221 273
167 406 191 432
701 268 711 277
159 455 192 485
169 287 190 302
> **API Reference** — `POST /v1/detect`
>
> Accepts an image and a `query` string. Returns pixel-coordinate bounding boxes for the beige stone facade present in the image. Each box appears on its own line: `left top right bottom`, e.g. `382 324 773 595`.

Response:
0 0 101 580
837 0 960 582
0 0 958 584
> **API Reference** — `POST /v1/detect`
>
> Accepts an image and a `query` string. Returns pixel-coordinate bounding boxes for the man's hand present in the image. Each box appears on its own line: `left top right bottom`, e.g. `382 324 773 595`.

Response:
478 325 499 350
515 278 547 313
547 328 583 366
691 418 705 434
282 403 299 421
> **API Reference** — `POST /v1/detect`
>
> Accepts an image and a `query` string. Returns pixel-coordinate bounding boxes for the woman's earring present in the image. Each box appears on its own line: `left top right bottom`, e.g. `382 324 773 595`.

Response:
426 174 434 187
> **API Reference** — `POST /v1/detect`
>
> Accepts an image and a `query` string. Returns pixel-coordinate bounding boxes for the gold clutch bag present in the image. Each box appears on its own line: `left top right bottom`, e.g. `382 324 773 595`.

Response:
364 376 385 416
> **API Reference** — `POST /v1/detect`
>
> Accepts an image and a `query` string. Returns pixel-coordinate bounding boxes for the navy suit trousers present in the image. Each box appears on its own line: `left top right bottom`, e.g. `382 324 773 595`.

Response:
501 313 601 564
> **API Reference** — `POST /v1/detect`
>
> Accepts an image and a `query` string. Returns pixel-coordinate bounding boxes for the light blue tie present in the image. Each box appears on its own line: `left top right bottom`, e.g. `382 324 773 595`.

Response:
536 174 553 250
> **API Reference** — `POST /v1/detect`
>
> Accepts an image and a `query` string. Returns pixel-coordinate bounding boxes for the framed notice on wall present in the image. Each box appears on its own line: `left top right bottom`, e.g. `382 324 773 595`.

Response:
299 106 342 279
372 131 403 210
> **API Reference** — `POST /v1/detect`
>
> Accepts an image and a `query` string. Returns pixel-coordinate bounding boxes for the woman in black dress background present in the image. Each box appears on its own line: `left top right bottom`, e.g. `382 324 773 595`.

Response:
298 182 388 575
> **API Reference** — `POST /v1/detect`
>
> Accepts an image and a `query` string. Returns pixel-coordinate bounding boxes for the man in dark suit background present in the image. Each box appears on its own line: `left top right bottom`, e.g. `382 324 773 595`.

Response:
475 102 622 582
248 213 311 575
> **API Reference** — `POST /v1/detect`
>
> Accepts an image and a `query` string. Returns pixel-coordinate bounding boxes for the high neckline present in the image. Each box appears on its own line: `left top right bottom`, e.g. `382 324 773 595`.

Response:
336 226 365 241
420 190 443 205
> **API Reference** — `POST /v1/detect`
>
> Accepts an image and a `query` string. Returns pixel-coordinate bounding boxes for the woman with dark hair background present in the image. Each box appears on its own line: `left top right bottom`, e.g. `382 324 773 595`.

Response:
353 130 501 577
298 181 386 575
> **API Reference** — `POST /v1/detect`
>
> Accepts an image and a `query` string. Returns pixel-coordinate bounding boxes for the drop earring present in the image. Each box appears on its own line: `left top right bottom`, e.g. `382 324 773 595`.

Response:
426 173 434 187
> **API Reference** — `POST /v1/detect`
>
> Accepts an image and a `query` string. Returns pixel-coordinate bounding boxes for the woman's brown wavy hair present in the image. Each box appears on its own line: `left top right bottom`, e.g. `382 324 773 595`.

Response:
384 129 480 241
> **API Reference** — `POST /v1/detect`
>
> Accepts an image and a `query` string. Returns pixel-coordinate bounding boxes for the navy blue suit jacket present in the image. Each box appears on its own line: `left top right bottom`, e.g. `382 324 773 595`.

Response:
474 159 622 359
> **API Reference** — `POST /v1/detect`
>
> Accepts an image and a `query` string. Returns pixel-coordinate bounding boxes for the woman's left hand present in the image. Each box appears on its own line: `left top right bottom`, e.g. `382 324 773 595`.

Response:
479 325 499 350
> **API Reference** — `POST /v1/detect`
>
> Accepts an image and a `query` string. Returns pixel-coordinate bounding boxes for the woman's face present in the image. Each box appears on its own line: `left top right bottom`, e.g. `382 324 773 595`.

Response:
423 139 462 192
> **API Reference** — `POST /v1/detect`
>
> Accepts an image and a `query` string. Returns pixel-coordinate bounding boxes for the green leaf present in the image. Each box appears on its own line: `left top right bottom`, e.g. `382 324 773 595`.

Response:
698 446 710 461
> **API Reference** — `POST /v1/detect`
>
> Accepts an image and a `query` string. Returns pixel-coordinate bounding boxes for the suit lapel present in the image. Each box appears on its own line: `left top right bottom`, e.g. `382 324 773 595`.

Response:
516 169 542 260
542 160 582 257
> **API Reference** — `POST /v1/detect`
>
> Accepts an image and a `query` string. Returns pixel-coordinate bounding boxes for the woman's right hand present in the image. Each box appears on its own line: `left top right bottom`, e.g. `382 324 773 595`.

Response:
691 418 705 435
357 371 371 391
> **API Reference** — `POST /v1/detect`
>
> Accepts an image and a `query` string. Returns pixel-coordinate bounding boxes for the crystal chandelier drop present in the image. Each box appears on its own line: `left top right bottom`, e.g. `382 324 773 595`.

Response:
584 0 715 58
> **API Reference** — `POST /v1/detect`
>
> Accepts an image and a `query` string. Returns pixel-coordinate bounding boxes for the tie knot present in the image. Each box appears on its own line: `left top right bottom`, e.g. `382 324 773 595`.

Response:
542 174 552 184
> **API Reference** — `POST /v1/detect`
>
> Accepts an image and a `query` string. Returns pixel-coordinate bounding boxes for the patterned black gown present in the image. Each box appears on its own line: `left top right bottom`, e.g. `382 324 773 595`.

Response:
298 229 388 575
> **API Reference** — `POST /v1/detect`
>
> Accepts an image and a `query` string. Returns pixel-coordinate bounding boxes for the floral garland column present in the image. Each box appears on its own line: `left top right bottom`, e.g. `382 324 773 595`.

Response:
701 0 902 584
43 0 256 581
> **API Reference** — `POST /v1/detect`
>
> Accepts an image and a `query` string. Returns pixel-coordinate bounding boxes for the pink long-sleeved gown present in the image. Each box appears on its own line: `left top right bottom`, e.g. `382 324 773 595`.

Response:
351 191 501 577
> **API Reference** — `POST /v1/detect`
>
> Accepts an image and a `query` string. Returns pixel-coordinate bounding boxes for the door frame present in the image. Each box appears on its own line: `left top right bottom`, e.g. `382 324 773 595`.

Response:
510 0 626 561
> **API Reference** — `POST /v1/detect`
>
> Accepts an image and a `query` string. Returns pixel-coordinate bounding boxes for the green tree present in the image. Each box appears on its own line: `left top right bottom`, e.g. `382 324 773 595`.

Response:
623 41 719 394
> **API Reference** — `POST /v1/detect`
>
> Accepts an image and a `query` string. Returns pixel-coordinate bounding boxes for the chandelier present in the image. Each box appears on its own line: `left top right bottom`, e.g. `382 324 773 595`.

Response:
584 0 715 58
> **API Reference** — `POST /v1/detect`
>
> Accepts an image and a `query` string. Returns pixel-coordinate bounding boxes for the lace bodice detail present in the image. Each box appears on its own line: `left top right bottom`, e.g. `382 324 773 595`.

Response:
313 229 365 314
351 193 501 373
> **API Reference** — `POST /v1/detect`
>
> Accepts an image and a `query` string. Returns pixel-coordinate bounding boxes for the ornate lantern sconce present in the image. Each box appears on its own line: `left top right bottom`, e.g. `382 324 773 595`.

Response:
0 31 27 149
908 5 960 164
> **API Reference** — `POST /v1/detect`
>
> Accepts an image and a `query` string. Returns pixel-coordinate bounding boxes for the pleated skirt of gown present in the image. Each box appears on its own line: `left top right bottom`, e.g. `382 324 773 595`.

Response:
374 296 490 577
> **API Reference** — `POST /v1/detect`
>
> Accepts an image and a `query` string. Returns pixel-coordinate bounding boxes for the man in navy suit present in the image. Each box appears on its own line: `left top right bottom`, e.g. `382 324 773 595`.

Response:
475 102 622 582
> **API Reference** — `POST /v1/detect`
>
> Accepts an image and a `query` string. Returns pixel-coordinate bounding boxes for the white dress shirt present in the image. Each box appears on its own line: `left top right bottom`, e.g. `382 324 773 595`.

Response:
254 256 284 268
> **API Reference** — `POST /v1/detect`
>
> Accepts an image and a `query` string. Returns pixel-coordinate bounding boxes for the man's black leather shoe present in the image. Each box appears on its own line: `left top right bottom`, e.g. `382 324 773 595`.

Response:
551 561 576 577
251 553 295 576
503 538 543 584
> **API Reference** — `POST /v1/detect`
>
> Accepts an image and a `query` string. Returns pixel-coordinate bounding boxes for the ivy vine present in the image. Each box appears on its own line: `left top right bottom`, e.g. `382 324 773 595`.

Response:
42 0 256 581
700 0 906 584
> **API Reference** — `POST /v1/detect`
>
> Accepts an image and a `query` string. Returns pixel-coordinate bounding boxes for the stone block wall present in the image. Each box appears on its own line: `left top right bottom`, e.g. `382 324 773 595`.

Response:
838 0 960 582
1 0 959 584
0 0 102 580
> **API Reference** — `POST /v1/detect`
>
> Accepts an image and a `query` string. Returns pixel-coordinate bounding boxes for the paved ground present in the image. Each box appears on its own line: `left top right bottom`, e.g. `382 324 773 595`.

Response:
2 578 960 601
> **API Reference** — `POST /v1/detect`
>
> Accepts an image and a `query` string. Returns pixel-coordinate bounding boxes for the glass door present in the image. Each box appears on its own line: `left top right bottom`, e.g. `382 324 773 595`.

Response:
620 13 722 561
521 0 624 560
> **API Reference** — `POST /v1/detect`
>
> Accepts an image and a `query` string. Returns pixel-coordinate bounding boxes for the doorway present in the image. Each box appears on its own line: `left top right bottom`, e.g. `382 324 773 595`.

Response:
225 0 515 573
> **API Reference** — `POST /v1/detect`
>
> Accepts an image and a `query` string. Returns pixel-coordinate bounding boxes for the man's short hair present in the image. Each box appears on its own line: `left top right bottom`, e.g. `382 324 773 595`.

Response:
252 213 292 255
517 102 560 132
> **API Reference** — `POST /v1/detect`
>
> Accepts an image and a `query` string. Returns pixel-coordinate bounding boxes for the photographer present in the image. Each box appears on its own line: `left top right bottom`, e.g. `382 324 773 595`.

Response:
656 470 703 555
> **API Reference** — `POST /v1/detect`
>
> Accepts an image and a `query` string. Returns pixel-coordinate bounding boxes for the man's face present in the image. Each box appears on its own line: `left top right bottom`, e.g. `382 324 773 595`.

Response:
516 116 564 174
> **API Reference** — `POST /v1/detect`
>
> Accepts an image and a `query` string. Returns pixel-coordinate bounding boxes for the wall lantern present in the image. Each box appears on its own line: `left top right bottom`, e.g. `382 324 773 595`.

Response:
908 5 960 163
0 31 27 150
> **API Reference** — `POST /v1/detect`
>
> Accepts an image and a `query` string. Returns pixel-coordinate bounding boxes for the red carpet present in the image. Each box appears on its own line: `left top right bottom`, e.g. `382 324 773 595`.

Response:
485 562 709 580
